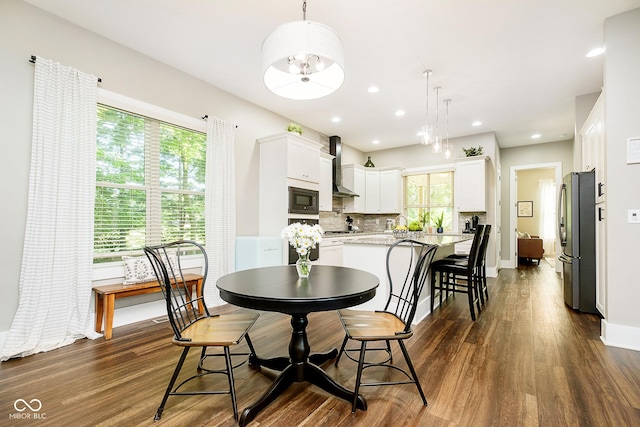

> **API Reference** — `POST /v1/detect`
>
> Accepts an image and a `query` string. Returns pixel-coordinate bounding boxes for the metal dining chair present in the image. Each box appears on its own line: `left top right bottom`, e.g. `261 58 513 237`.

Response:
335 239 438 412
143 240 259 422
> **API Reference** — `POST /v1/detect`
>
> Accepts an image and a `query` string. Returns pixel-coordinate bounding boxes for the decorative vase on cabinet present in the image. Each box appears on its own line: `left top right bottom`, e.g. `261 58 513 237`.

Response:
364 156 375 167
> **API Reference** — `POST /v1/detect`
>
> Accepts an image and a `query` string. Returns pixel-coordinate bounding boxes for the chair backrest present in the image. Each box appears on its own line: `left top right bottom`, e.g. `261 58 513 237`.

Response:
384 239 438 332
477 224 492 267
143 240 209 341
466 224 486 271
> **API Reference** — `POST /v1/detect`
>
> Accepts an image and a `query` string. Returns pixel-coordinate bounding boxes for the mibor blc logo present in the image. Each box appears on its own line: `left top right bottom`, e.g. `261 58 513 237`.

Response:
9 399 46 420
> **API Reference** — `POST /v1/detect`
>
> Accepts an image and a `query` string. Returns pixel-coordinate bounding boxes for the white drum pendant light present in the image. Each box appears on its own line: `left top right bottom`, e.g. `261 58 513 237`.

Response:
262 1 344 100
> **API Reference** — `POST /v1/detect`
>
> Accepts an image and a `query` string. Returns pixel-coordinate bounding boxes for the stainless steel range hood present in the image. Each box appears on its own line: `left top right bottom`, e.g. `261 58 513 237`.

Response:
329 135 359 198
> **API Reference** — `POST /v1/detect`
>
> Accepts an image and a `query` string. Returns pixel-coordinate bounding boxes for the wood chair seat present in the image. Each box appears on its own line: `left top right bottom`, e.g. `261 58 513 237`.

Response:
175 312 259 347
337 309 412 341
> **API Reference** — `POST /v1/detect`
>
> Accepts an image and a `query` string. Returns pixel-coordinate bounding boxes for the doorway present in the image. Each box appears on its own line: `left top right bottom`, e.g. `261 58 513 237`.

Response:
509 162 562 272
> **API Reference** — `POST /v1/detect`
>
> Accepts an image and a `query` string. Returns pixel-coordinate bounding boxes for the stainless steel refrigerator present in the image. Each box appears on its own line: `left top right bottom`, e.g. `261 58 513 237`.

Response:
557 171 597 313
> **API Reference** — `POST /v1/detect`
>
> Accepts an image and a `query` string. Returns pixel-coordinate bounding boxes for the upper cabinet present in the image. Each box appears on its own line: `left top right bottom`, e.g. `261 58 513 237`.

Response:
286 137 321 183
580 93 605 203
258 132 322 186
319 153 334 212
342 165 366 213
343 165 402 214
455 157 488 212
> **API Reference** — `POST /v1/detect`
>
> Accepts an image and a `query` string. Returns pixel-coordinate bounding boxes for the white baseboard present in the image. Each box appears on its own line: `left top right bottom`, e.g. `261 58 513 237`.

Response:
600 319 640 351
109 300 167 329
414 296 432 325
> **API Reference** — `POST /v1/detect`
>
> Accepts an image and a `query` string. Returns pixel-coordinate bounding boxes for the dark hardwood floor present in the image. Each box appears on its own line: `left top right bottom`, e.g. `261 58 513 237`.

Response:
2 260 640 426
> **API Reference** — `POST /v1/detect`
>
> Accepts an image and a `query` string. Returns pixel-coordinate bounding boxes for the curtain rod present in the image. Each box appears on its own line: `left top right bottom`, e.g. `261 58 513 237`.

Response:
29 55 102 83
202 115 238 128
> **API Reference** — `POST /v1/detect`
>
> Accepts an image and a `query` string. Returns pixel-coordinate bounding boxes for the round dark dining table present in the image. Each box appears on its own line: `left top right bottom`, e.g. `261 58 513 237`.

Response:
217 264 379 427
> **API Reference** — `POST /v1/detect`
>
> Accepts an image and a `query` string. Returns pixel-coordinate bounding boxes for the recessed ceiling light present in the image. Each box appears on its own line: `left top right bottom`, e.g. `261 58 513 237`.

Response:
368 86 379 93
395 110 405 116
586 47 605 58
331 117 341 123
531 133 541 139
372 140 380 145
472 121 482 127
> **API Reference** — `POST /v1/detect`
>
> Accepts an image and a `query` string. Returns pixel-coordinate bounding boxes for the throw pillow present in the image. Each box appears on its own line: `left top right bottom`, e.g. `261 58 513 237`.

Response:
122 252 179 285
122 255 156 285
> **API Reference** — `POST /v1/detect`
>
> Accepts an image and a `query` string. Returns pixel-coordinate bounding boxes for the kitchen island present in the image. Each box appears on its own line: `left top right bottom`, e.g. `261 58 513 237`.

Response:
341 233 473 324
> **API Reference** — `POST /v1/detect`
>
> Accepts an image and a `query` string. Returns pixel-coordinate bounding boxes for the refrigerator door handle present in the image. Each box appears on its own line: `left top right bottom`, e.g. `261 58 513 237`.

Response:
557 183 567 245
558 252 573 263
598 206 605 222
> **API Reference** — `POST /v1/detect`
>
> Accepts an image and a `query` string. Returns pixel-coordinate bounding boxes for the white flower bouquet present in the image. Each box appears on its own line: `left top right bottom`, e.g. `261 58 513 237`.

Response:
281 222 324 259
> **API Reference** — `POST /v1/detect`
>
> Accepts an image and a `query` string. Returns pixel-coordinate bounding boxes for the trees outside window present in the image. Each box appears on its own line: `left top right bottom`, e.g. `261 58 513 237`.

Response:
95 105 206 262
404 171 454 231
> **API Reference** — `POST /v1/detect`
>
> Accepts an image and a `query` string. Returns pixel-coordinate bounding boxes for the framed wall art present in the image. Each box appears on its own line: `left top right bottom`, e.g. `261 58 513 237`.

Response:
517 201 533 217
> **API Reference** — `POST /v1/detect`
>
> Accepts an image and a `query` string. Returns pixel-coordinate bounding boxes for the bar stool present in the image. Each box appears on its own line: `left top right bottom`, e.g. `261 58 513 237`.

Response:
430 225 485 320
446 225 491 305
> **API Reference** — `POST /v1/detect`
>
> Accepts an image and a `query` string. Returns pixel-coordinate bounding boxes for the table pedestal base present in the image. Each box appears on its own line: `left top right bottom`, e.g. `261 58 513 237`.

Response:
240 314 366 427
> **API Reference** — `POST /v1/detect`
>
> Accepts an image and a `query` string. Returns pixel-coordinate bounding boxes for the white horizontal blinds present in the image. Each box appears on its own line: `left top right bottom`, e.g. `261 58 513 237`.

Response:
158 121 206 243
95 105 206 261
1 57 100 361
95 106 147 258
404 171 454 229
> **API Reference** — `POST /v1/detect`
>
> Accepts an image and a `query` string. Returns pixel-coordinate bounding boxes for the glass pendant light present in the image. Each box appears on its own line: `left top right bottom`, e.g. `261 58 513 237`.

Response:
444 99 452 159
420 70 434 145
432 87 442 153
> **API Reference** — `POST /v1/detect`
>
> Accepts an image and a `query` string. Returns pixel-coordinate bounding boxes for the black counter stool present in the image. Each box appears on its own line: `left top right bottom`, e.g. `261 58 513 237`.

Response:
446 225 491 305
430 225 485 320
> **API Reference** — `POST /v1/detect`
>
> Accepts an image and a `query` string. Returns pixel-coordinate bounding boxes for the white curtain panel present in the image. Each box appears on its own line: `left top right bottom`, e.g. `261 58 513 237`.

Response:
204 117 236 307
1 57 100 361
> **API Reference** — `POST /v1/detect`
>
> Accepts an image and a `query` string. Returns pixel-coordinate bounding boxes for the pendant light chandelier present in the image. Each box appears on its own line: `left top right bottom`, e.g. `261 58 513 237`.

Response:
262 0 345 100
420 70 434 145
444 99 452 159
432 86 442 153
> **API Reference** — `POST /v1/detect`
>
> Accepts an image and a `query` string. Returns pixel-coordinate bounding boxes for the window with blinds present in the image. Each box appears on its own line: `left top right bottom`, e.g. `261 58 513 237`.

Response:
404 171 454 230
95 105 206 262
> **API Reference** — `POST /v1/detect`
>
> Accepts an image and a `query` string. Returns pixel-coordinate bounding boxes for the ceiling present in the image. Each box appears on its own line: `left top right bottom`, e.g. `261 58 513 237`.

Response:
25 0 640 152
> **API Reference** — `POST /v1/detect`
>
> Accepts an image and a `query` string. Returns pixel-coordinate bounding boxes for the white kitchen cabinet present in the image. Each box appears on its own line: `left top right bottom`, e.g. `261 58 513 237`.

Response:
344 165 402 213
317 238 344 266
581 93 605 203
286 137 320 183
258 133 323 236
455 157 488 212
365 169 381 213
379 169 402 213
342 165 365 213
319 153 334 212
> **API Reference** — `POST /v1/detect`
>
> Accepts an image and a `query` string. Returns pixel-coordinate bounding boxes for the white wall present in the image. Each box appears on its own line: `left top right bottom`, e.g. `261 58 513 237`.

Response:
601 8 640 349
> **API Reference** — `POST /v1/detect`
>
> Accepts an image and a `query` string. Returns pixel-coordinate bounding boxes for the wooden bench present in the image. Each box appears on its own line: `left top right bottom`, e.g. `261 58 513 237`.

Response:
93 273 204 340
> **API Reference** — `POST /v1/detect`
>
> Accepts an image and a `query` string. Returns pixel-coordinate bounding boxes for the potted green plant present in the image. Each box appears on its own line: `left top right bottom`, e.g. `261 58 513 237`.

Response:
433 212 444 233
462 146 484 157
287 122 302 135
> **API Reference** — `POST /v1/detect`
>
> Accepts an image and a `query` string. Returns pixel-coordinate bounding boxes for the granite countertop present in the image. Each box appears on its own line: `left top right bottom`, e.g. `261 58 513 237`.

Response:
339 233 473 247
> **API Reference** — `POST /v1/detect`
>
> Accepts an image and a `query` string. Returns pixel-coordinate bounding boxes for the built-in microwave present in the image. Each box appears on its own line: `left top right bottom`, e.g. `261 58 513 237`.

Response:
288 186 319 215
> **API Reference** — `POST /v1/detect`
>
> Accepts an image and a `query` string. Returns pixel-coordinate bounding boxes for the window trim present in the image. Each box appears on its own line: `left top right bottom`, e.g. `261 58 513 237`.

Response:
97 89 206 133
93 90 207 281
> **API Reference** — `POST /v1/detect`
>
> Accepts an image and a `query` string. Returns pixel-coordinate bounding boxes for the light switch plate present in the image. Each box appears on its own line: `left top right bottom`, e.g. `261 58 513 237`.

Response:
628 209 640 224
